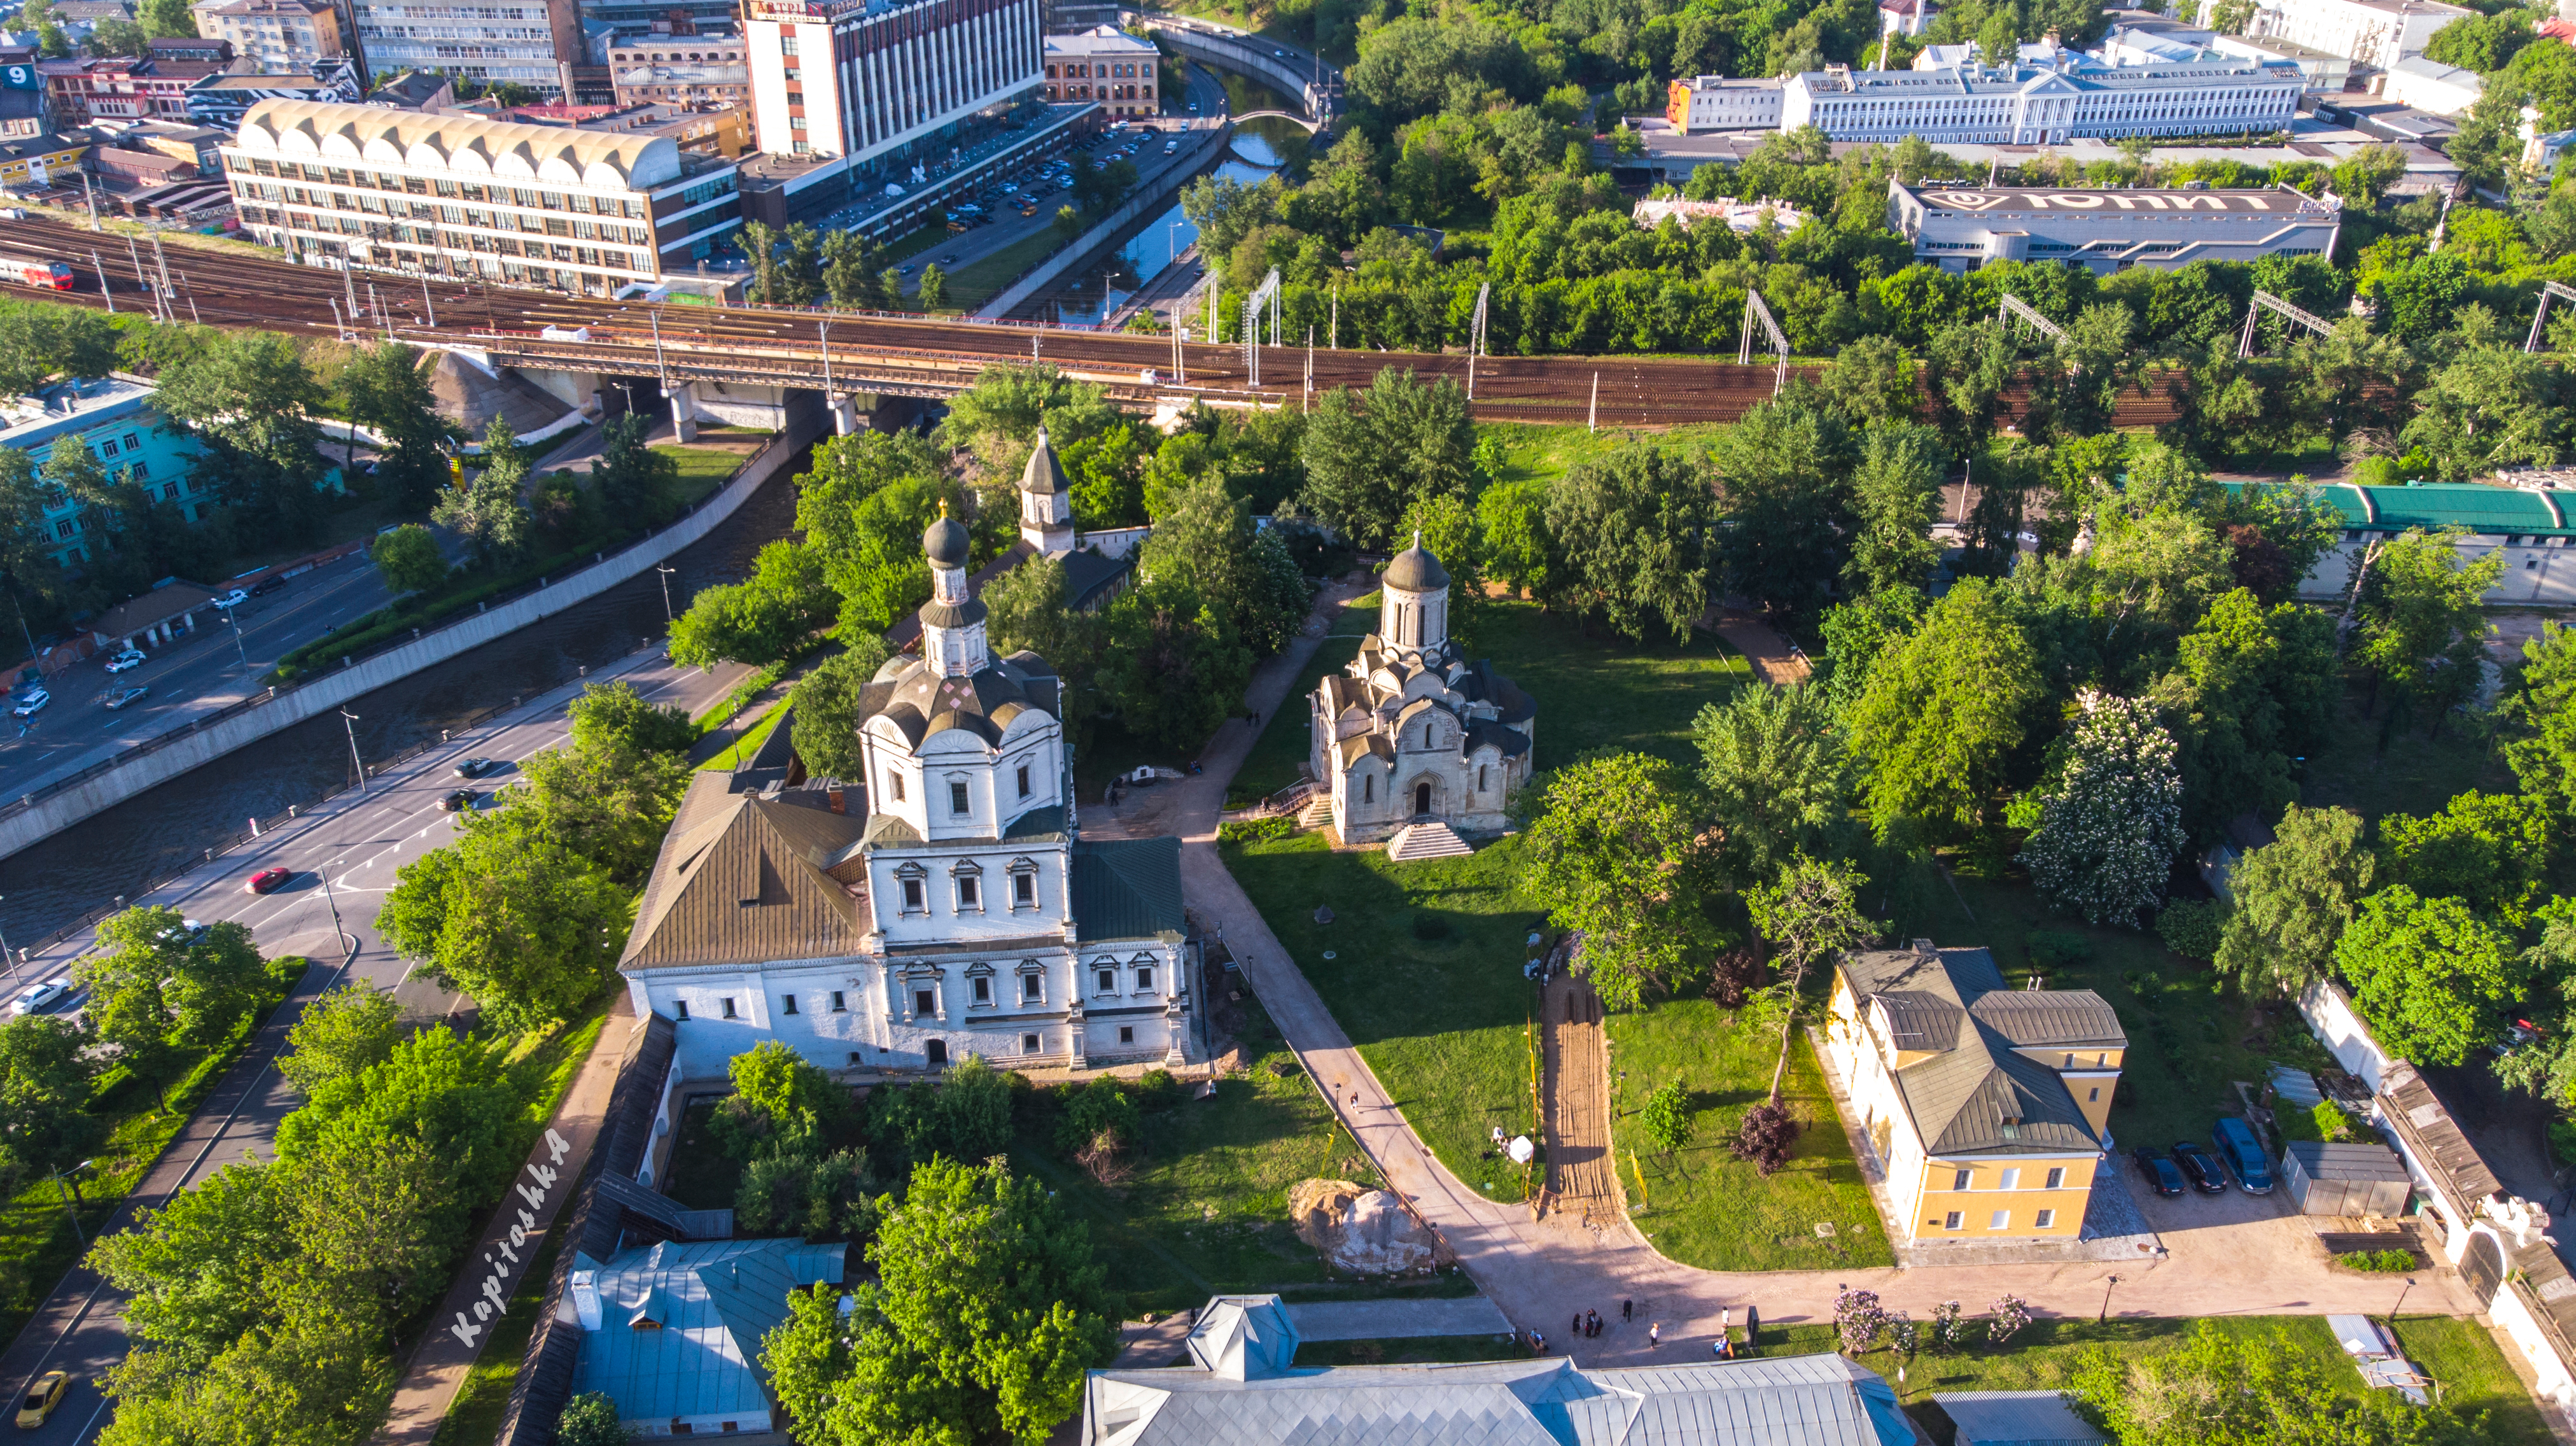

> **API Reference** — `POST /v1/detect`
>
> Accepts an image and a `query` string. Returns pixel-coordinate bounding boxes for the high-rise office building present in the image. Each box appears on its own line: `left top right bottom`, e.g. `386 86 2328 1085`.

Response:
743 0 1041 161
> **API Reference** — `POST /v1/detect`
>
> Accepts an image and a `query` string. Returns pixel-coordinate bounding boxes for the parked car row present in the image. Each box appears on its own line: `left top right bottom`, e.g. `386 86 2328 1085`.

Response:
2131 1118 2275 1198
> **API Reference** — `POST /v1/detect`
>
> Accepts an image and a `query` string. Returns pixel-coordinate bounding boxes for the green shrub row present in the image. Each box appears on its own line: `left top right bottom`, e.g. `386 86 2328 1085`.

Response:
2335 1248 2417 1274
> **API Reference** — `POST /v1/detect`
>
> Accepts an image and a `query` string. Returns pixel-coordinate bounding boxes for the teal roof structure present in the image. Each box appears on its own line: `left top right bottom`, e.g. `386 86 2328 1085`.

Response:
1070 837 1186 941
571 1237 844 1428
2227 481 2572 537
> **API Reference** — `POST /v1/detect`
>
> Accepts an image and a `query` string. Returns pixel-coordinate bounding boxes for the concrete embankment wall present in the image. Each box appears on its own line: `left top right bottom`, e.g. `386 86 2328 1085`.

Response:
977 123 1232 322
0 405 826 859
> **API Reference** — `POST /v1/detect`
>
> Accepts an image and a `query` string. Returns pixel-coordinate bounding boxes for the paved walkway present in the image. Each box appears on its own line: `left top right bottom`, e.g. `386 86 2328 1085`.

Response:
371 993 650 1445
1150 584 2479 1367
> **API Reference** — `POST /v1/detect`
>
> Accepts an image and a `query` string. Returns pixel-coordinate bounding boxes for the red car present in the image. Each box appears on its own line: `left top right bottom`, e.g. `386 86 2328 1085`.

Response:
246 867 291 895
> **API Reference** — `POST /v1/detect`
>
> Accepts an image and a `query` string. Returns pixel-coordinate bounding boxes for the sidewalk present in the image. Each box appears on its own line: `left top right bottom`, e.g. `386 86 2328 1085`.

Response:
372 992 650 1446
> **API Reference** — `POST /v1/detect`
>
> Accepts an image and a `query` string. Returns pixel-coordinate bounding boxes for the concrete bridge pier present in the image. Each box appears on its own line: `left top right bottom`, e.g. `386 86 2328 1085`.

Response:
829 391 860 436
665 381 700 442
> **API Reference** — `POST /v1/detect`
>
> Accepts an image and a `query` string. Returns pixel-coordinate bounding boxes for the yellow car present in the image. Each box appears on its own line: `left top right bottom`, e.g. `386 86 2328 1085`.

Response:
15 1370 66 1428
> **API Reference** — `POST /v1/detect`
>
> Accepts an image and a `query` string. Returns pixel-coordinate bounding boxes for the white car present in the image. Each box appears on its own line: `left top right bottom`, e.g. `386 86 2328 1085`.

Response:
11 689 46 718
104 649 146 673
11 978 69 1016
211 588 248 609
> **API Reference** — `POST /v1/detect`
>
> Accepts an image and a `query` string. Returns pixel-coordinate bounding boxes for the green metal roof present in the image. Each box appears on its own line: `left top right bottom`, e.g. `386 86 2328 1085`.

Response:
2227 481 2572 537
1070 837 1186 941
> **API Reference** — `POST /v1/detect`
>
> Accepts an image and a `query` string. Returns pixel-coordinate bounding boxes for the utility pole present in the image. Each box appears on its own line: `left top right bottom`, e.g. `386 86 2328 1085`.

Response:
89 250 111 312
1588 371 1599 432
655 564 677 628
340 707 367 796
421 275 437 328
78 172 97 230
179 273 199 326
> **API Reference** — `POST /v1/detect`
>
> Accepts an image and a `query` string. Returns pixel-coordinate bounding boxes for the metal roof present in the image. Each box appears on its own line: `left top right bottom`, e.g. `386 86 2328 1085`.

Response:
570 1237 843 1427
1086 1337 1915 1446
620 775 871 971
1070 838 1186 941
1837 944 2118 1155
1931 1391 2107 1446
2284 1141 2407 1182
1968 991 2126 1049
2227 481 2572 537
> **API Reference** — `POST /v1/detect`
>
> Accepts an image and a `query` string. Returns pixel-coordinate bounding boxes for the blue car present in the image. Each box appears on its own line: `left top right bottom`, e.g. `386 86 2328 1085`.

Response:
2213 1117 2273 1194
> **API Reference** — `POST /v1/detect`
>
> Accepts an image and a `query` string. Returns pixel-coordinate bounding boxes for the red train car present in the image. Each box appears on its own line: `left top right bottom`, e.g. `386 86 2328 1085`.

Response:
0 254 73 290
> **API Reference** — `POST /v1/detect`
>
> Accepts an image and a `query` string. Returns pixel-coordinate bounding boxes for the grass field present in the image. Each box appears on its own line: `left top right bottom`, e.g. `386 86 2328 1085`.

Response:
1228 593 1375 803
1607 1004 1892 1272
1480 421 1735 487
651 442 754 507
945 230 1066 308
1758 1315 2552 1445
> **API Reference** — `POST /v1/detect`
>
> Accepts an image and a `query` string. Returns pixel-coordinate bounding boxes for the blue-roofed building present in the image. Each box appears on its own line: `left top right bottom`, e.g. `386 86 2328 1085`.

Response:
2225 480 2576 605
567 1236 844 1438
1084 1295 1919 1446
0 372 206 570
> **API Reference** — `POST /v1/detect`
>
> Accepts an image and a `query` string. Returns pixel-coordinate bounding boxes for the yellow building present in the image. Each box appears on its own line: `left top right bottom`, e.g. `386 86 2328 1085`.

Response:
1826 939 2126 1244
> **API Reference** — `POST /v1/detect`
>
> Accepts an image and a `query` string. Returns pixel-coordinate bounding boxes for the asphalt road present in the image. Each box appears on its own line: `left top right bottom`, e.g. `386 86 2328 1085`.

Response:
0 549 398 806
0 644 748 1445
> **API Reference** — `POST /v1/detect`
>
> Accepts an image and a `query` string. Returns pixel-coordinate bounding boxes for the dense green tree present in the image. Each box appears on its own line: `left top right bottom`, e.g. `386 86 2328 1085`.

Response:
2069 1319 2485 1446
2336 886 2528 1067
2376 791 2553 927
1639 1079 1694 1156
669 540 834 668
1816 333 1918 427
493 724 693 884
433 419 535 566
0 1015 100 1202
1746 854 1877 1104
1846 579 2043 836
2016 691 2187 927
594 411 681 526
138 0 198 36
369 523 445 595
2154 588 2336 845
821 228 883 309
568 678 697 757
1541 442 1715 643
272 1028 521 1233
1477 477 1553 601
1298 368 1475 551
2401 345 2573 481
78 908 271 1102
276 985 400 1097
1707 389 1854 619
1521 752 1718 1010
90 1160 295 1375
804 477 970 640
335 342 454 514
2351 527 2502 723
934 365 1119 481
557 1393 637 1446
1816 586 1922 717
2213 804 2374 998
151 330 337 544
1136 477 1308 656
2502 621 2576 818
760 1156 1118 1446
1693 682 1851 888
713 1039 853 1162
377 829 629 1033
787 638 895 784
1097 575 1251 752
1841 421 1946 598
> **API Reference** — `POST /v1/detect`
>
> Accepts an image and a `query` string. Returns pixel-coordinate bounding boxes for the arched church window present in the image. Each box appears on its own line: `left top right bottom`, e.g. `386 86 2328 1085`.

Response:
1363 775 1374 804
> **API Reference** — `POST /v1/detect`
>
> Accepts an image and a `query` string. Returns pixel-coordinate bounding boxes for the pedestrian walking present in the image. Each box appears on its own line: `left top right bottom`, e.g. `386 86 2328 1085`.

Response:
1572 1312 1582 1338
1649 1323 1660 1348
1622 1300 1632 1323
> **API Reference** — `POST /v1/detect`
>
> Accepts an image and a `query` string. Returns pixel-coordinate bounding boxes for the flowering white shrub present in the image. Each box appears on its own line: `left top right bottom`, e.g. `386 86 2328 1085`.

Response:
2017 689 2186 927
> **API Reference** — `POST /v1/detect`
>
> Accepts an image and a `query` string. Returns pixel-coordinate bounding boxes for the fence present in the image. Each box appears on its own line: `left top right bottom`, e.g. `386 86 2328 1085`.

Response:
0 419 815 860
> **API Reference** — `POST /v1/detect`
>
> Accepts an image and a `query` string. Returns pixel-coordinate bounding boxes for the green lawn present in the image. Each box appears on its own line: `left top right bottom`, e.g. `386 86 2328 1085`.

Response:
1224 831 1550 1205
1607 1005 1892 1272
650 443 752 507
698 703 787 773
1756 1316 2551 1445
945 230 1066 308
1478 421 1735 487
663 1097 744 1212
1229 593 1371 802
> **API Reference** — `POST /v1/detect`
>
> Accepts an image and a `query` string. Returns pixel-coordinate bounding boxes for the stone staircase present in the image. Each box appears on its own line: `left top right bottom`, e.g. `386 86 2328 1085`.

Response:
1296 794 1334 829
1385 822 1473 862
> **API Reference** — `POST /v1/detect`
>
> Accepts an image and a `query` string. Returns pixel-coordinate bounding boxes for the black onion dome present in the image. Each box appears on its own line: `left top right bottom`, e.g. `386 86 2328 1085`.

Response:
1384 533 1451 591
923 512 970 566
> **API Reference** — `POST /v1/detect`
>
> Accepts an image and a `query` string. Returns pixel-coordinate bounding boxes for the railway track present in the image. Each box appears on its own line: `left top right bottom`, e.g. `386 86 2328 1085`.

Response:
0 213 2194 429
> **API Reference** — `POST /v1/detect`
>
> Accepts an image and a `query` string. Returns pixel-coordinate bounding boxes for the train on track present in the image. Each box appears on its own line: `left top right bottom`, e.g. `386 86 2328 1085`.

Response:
0 253 73 291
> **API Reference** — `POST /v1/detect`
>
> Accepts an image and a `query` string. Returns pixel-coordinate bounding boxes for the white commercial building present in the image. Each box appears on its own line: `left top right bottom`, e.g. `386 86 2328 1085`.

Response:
1785 55 2304 144
1042 23 1158 118
1887 178 2341 274
744 0 1041 160
220 97 743 295
2380 54 2482 115
349 0 584 94
2204 0 2468 70
1662 74 1783 134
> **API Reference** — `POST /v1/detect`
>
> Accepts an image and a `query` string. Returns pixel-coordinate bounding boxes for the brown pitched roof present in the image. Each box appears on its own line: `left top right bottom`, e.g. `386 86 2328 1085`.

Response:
89 580 218 638
620 773 871 971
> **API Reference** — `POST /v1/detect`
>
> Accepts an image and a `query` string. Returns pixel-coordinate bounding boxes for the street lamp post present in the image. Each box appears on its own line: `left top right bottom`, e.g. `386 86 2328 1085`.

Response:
2390 1277 2416 1327
340 707 367 796
2098 1274 2120 1323
655 565 678 629
51 1160 94 1245
225 603 248 668
317 859 351 957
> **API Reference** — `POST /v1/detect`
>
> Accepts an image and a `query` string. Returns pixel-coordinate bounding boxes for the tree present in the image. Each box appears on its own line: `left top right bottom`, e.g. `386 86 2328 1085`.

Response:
1747 855 1877 1105
369 523 445 595
594 411 680 526
138 0 197 36
557 1393 636 1446
434 419 535 566
275 985 400 1096
2071 1320 2482 1446
568 678 698 757
1097 575 1252 752
668 540 834 668
1818 334 1918 427
2351 527 2502 724
1841 422 1945 598
497 728 693 883
271 1028 523 1235
1693 682 1851 888
2376 791 2552 927
822 228 882 308
0 1016 100 1202
760 1156 1118 1446
2338 887 2526 1067
1639 1079 1693 1156
86 16 146 55
335 342 453 513
1520 752 1717 1011
917 263 947 310
1136 477 1308 657
151 330 334 544
377 829 629 1034
1707 390 1854 619
89 1160 295 1375
787 637 895 783
77 908 270 1103
1541 442 1716 643
2400 345 2573 481
2501 622 2576 818
2155 587 2336 846
713 1040 852 1162
2212 804 2373 999
2016 691 2188 928
1298 369 1476 551
1845 579 2043 836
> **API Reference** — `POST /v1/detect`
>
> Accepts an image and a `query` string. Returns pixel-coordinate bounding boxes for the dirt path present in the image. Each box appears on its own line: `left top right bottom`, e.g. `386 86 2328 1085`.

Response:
1541 971 1622 1230
1712 608 1812 687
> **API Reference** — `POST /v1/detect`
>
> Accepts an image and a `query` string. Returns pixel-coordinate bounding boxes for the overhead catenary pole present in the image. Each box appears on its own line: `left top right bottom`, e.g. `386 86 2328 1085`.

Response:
2528 279 2576 353
421 275 437 328
1588 370 1599 432
148 234 174 317
1329 282 1338 349
2237 288 2337 359
88 251 111 313
179 274 199 326
1303 325 1313 409
1467 281 1489 401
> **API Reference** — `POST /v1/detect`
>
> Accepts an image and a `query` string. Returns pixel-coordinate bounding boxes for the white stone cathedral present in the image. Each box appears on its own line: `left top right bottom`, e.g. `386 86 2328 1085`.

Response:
1307 538 1537 848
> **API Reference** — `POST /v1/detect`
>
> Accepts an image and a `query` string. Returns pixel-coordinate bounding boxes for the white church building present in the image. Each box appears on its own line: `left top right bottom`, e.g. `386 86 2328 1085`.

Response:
618 458 1201 1081
1307 538 1537 854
